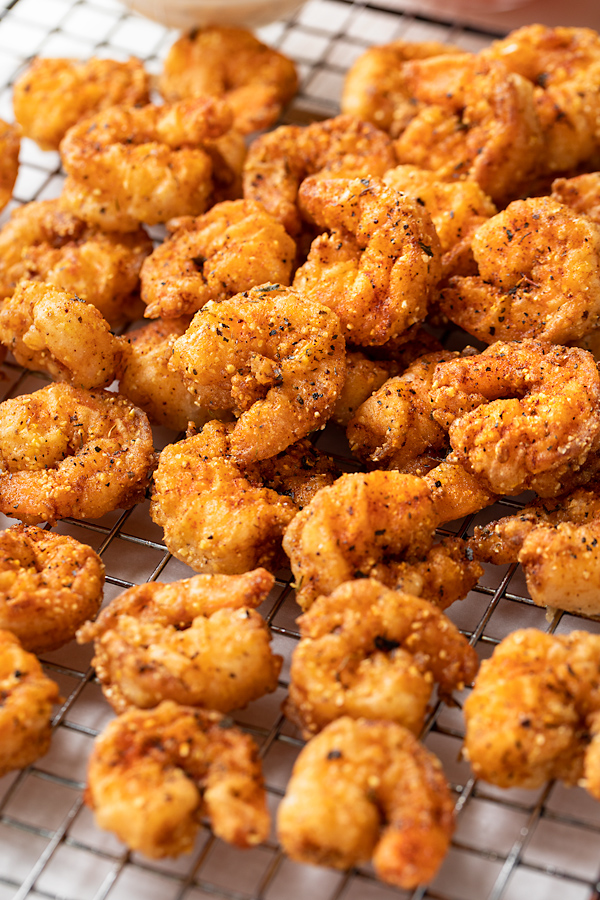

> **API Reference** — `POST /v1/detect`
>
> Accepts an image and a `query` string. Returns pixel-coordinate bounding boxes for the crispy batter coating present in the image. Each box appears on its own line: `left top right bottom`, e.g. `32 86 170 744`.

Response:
159 26 298 135
341 39 465 133
293 177 441 346
277 716 455 889
0 118 19 213
0 282 127 389
0 199 151 327
463 629 600 797
250 436 341 509
332 351 398 428
482 25 600 175
392 53 543 205
60 97 245 231
0 383 156 525
77 568 281 713
422 459 497 524
170 284 346 462
283 471 438 610
431 340 600 497
439 197 600 345
140 200 296 319
243 115 397 235
86 700 270 857
551 171 600 225
0 629 60 777
286 579 478 737
0 524 104 653
13 56 150 151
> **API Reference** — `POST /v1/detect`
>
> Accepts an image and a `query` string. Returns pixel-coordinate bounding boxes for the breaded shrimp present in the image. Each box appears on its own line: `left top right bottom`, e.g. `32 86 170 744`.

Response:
422 459 497 524
169 284 346 463
13 56 150 151
283 471 438 610
0 382 156 525
277 716 455 889
332 351 399 428
140 200 296 319
60 97 245 232
243 115 397 235
286 579 478 737
0 199 152 327
293 176 442 346
0 282 127 389
551 172 600 225
0 524 104 653
438 197 600 345
0 119 19 213
0 629 60 777
159 26 298 135
463 629 600 798
86 700 270 857
77 568 281 713
431 340 600 497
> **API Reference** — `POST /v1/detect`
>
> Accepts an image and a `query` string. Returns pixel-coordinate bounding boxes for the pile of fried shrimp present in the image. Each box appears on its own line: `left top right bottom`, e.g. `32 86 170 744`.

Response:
6 17 600 891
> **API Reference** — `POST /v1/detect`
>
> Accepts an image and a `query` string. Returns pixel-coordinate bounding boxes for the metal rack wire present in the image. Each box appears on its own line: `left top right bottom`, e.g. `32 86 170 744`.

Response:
0 1 599 898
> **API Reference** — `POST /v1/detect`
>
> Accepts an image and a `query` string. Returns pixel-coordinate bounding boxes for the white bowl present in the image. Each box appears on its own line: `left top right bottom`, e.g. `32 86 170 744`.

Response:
121 0 304 29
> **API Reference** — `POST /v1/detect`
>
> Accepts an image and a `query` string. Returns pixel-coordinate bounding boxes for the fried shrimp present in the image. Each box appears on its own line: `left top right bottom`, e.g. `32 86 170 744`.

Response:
0 524 104 653
482 25 600 175
332 351 398 428
86 700 270 857
277 716 455 889
0 282 127 389
13 56 150 151
438 197 600 346
463 629 600 798
170 284 346 463
286 579 478 738
551 172 600 225
0 382 155 525
347 350 456 469
341 39 465 132
292 177 441 346
391 53 543 205
0 119 19 213
60 97 244 232
77 568 281 714
431 340 600 497
283 471 438 610
242 115 397 236
159 26 298 135
0 629 60 777
140 200 296 319
0 199 152 327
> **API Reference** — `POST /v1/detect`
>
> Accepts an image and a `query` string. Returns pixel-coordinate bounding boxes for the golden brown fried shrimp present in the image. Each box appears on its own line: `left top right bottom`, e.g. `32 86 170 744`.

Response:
286 579 478 738
0 629 60 777
0 282 127 389
422 459 497 524
150 422 298 574
482 25 600 175
159 26 298 135
250 436 341 509
463 629 600 797
332 351 398 428
551 172 600 225
431 340 600 497
283 471 438 610
0 524 104 653
140 200 296 319
170 284 346 462
77 568 281 714
439 198 600 345
293 177 441 346
0 119 19 213
0 382 155 525
392 53 543 205
86 700 270 857
243 115 397 236
341 39 465 132
277 716 455 889
60 97 245 232
347 350 456 469
0 199 152 327
13 56 150 151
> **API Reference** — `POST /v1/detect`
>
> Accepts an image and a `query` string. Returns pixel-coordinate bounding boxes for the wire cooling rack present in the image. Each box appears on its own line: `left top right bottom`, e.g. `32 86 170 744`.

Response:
0 1 600 899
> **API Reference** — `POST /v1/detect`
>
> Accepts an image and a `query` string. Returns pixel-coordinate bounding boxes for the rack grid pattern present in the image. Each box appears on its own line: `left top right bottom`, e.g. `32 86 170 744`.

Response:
0 2 599 899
